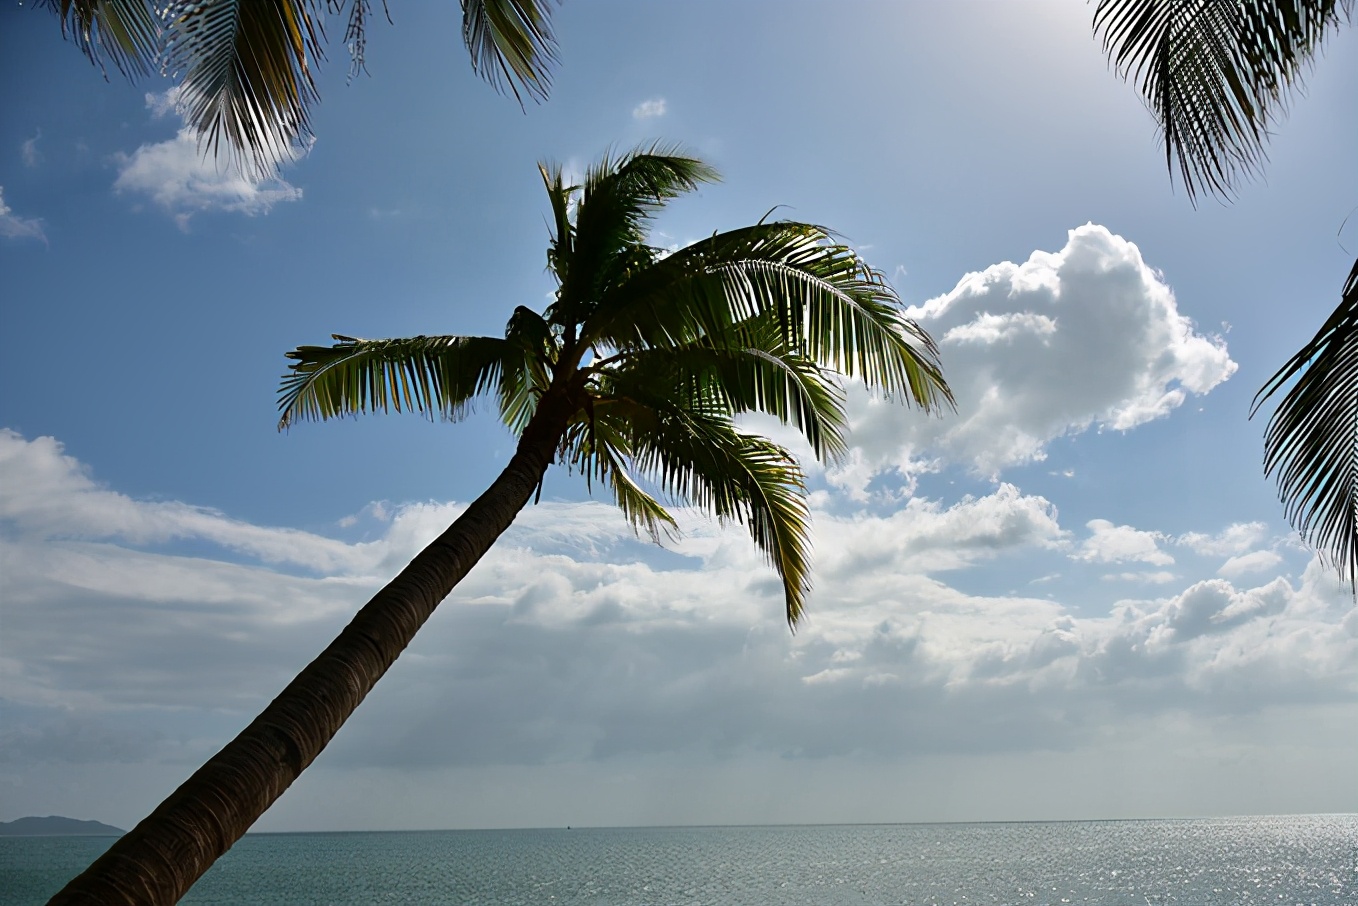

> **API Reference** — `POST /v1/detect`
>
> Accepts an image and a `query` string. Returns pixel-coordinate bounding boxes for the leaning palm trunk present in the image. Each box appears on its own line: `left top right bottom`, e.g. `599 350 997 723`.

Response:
47 394 575 905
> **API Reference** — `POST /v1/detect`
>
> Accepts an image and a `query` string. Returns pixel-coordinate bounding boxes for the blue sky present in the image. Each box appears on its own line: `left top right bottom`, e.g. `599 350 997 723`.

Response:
1 2 1355 832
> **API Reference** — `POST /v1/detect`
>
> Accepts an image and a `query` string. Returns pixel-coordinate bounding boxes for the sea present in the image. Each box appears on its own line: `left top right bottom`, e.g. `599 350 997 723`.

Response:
3 815 1355 905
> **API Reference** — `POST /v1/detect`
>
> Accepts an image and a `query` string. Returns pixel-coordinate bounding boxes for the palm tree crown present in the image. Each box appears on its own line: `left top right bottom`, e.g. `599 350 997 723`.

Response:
40 0 559 173
279 145 951 623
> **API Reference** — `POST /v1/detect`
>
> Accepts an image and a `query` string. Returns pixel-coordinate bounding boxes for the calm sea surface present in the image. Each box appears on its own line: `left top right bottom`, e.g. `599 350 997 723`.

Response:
3 815 1355 905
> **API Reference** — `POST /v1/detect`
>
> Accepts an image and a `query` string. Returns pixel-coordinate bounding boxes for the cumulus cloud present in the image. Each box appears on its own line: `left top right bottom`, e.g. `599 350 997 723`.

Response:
1076 519 1173 566
0 186 46 243
1218 549 1284 579
632 97 667 119
1178 522 1269 557
836 225 1237 490
113 89 304 227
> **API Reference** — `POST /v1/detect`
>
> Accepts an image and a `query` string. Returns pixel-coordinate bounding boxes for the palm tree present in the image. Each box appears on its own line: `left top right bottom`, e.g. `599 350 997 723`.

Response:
1093 0 1357 588
38 0 558 173
47 146 952 904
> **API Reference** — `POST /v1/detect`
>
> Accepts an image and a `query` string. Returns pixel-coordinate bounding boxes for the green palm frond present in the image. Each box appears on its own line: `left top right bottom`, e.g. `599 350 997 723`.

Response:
637 411 811 627
462 0 560 104
278 333 515 428
601 323 851 465
539 163 576 289
560 415 680 543
551 145 719 327
48 0 560 172
586 390 812 625
500 305 557 433
1252 258 1358 590
39 0 161 77
1094 0 1352 201
163 0 325 174
589 221 952 413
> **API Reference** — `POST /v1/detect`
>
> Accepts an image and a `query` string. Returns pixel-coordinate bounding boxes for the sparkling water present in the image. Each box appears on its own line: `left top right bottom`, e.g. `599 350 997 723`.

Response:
4 815 1355 905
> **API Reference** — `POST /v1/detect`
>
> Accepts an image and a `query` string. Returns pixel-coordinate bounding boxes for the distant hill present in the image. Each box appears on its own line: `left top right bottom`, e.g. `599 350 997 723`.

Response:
0 816 124 836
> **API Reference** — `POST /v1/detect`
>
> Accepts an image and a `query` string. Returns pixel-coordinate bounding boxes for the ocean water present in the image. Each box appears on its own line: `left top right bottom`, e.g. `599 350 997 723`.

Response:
3 815 1355 905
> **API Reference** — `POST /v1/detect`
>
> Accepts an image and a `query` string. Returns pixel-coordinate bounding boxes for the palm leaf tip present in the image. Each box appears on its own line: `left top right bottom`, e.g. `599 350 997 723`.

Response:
163 0 327 175
462 0 561 103
43 0 162 78
1093 0 1353 202
1251 257 1358 591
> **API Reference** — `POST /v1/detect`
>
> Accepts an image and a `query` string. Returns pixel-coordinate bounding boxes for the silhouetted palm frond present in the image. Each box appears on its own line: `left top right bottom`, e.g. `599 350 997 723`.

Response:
1094 0 1352 201
1252 258 1358 590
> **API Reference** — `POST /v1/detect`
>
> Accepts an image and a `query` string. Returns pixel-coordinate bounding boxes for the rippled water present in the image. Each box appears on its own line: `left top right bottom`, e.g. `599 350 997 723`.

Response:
4 815 1355 905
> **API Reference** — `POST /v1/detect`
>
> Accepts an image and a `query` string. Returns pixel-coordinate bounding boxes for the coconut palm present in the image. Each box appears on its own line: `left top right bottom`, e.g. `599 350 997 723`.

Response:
48 146 951 904
1094 0 1357 588
39 0 558 172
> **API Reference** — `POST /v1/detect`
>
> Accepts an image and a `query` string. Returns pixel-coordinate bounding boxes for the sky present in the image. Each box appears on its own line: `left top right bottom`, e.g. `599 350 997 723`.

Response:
1 2 1355 833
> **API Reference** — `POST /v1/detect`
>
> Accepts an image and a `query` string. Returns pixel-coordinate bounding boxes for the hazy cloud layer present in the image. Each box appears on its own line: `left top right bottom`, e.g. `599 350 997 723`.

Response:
2 430 1350 782
113 90 303 227
834 225 1237 492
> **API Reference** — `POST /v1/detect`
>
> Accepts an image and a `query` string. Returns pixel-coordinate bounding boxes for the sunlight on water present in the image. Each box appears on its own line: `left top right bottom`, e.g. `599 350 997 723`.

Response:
3 815 1354 905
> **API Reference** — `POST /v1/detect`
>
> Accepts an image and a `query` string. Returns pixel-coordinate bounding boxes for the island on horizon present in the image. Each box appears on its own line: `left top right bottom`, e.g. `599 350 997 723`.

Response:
0 816 124 836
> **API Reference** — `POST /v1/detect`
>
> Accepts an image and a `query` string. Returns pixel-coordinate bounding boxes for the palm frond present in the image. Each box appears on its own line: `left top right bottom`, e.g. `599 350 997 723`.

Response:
163 0 325 175
499 305 557 433
278 333 513 428
40 0 161 78
462 0 559 104
1094 0 1352 202
551 145 720 328
1251 257 1358 589
600 321 851 465
589 221 953 413
559 415 680 543
594 395 812 626
539 162 576 288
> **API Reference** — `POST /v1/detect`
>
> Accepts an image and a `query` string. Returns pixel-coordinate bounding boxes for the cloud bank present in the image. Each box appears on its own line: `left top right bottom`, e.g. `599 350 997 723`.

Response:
2 430 1349 776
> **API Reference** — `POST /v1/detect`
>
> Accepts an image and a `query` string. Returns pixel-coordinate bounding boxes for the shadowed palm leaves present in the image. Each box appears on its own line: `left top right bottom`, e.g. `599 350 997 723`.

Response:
47 147 949 905
1094 0 1357 589
40 0 558 172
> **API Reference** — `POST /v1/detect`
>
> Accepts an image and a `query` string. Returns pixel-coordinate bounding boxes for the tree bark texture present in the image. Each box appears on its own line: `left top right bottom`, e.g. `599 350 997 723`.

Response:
47 396 575 905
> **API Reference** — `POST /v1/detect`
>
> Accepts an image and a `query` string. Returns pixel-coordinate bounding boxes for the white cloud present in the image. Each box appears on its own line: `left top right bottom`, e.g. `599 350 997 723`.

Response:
836 225 1237 488
21 131 41 168
1218 549 1284 579
0 186 46 243
113 90 304 227
0 430 359 575
632 97 667 119
1103 570 1177 584
1178 522 1269 556
1077 519 1173 566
